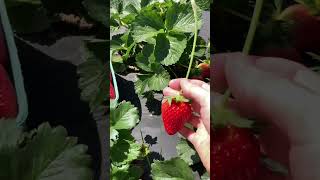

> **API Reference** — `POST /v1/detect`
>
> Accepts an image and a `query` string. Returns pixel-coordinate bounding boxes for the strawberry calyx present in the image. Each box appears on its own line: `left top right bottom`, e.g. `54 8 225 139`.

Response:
212 90 256 130
163 94 190 106
212 91 289 176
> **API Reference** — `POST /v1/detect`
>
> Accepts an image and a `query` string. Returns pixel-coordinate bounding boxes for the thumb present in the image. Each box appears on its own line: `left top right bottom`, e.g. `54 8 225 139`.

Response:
224 55 320 146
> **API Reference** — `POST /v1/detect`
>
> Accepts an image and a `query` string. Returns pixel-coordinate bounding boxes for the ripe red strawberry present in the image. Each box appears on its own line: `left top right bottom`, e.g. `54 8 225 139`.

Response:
110 74 116 99
278 4 320 52
191 62 210 80
0 28 7 65
110 81 115 99
0 65 17 118
211 126 261 180
161 95 192 135
198 62 210 79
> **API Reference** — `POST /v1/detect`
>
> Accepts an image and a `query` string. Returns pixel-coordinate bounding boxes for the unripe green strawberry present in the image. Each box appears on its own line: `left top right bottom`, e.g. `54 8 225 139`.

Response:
161 95 192 135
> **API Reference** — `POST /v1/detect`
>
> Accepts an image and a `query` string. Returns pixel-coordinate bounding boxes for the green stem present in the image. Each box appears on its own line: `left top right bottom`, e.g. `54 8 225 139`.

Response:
140 129 151 168
242 0 264 55
224 0 264 98
186 0 199 79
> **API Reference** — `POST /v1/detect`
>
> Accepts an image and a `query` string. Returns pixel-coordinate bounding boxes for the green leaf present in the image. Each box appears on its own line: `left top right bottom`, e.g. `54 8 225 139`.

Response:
78 40 108 112
132 9 164 43
5 3 51 34
134 70 170 95
151 157 194 180
176 138 200 166
134 74 150 95
110 101 140 130
147 70 170 91
136 44 155 72
0 120 22 148
0 122 93 180
110 127 119 147
111 164 143 180
111 0 121 14
180 35 207 65
195 0 210 10
155 33 187 66
110 130 142 166
123 0 141 12
83 0 108 26
200 172 210 180
165 3 202 33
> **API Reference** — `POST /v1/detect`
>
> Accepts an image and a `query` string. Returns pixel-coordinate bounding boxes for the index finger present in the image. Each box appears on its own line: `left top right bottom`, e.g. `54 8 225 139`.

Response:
169 79 210 92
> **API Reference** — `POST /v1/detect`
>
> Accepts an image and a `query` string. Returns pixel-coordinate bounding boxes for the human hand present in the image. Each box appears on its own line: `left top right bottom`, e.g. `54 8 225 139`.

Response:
212 52 320 180
163 78 210 173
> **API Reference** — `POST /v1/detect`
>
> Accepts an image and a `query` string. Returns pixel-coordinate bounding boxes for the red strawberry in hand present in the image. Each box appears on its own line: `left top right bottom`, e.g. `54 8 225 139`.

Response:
211 126 261 180
161 95 192 135
0 65 17 118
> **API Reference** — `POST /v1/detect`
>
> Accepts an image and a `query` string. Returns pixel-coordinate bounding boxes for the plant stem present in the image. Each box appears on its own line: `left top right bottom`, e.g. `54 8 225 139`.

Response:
224 0 264 99
186 0 199 79
242 0 264 55
140 129 151 168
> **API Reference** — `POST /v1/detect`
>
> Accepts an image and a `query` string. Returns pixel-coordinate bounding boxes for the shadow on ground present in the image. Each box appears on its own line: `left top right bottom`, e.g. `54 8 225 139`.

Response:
115 74 142 118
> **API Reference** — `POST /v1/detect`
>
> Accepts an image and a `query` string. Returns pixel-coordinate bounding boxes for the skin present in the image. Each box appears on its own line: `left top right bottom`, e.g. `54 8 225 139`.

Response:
212 53 320 180
163 53 320 179
163 79 211 173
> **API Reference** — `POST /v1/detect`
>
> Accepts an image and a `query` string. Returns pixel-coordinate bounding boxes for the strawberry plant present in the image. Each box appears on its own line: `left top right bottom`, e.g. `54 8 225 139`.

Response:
111 0 211 96
109 0 211 179
0 120 93 180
